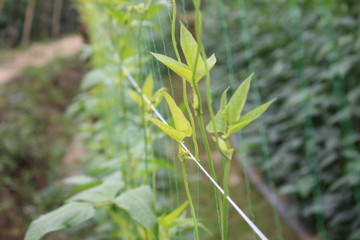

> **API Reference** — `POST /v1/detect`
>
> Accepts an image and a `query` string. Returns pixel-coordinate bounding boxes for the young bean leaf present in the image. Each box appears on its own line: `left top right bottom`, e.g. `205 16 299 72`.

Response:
224 73 253 124
163 92 192 137
143 74 154 99
148 118 187 142
206 87 229 133
213 137 234 160
227 98 276 136
180 23 204 70
158 201 189 230
150 53 192 81
149 93 192 142
129 90 143 107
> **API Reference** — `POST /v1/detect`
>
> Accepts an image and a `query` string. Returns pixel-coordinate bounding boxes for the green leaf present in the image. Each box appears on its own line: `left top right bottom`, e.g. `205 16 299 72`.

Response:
159 201 189 230
194 54 217 83
152 87 167 106
113 185 156 229
206 87 229 133
151 53 192 81
68 179 124 204
227 98 275 136
180 23 204 70
225 73 253 123
148 117 186 142
213 137 234 160
129 90 143 106
143 74 154 99
25 202 95 240
163 92 192 137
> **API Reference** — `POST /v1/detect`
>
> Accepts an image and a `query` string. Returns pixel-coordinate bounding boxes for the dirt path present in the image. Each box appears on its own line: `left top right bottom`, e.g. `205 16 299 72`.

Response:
0 35 83 85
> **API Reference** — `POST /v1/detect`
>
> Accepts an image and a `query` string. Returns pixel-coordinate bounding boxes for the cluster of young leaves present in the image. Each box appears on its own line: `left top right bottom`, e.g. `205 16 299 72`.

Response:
206 74 275 159
129 74 166 113
151 23 216 85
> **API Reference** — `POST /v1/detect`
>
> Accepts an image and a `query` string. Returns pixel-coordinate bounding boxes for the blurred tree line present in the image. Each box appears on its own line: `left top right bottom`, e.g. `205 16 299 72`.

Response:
201 0 360 239
0 0 79 48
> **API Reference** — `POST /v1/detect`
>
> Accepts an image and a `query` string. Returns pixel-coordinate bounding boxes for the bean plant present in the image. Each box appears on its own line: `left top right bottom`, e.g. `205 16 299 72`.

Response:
24 0 274 239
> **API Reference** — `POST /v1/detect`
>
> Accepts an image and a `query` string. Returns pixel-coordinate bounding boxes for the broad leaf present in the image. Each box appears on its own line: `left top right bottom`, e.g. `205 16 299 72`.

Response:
225 73 253 123
69 179 124 204
151 53 192 81
227 98 276 136
148 117 186 142
25 202 95 240
180 23 204 70
163 93 192 137
113 185 156 229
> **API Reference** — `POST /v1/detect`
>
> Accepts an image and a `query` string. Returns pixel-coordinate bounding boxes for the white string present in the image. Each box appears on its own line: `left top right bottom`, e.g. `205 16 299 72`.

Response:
122 66 268 240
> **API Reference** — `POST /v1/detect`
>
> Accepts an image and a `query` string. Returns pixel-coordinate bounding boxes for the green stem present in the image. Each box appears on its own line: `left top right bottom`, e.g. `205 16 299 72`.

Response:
190 0 226 238
222 137 233 240
170 2 200 239
170 0 199 159
181 160 199 240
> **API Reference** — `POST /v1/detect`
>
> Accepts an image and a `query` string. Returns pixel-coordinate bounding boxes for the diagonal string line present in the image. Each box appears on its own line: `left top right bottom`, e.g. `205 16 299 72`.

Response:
122 66 268 240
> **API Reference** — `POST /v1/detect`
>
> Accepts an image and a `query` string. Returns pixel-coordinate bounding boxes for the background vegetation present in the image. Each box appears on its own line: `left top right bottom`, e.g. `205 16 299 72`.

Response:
0 57 84 239
0 0 79 47
201 0 360 239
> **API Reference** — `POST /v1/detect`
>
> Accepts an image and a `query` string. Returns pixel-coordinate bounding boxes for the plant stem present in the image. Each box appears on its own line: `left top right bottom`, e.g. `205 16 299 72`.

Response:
170 0 200 160
181 160 199 240
190 0 226 239
170 2 200 239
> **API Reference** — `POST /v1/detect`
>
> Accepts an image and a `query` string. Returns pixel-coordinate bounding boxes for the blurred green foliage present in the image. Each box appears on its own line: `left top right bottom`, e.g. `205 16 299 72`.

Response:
203 0 360 239
0 57 83 239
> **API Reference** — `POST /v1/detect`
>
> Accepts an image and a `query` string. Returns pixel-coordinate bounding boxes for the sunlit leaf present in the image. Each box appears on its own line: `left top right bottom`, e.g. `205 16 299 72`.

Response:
224 73 253 123
159 201 189 230
143 74 154 99
163 92 192 137
129 90 143 106
227 98 275 136
206 87 229 133
195 54 217 82
148 117 187 142
151 53 192 81
180 23 204 70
